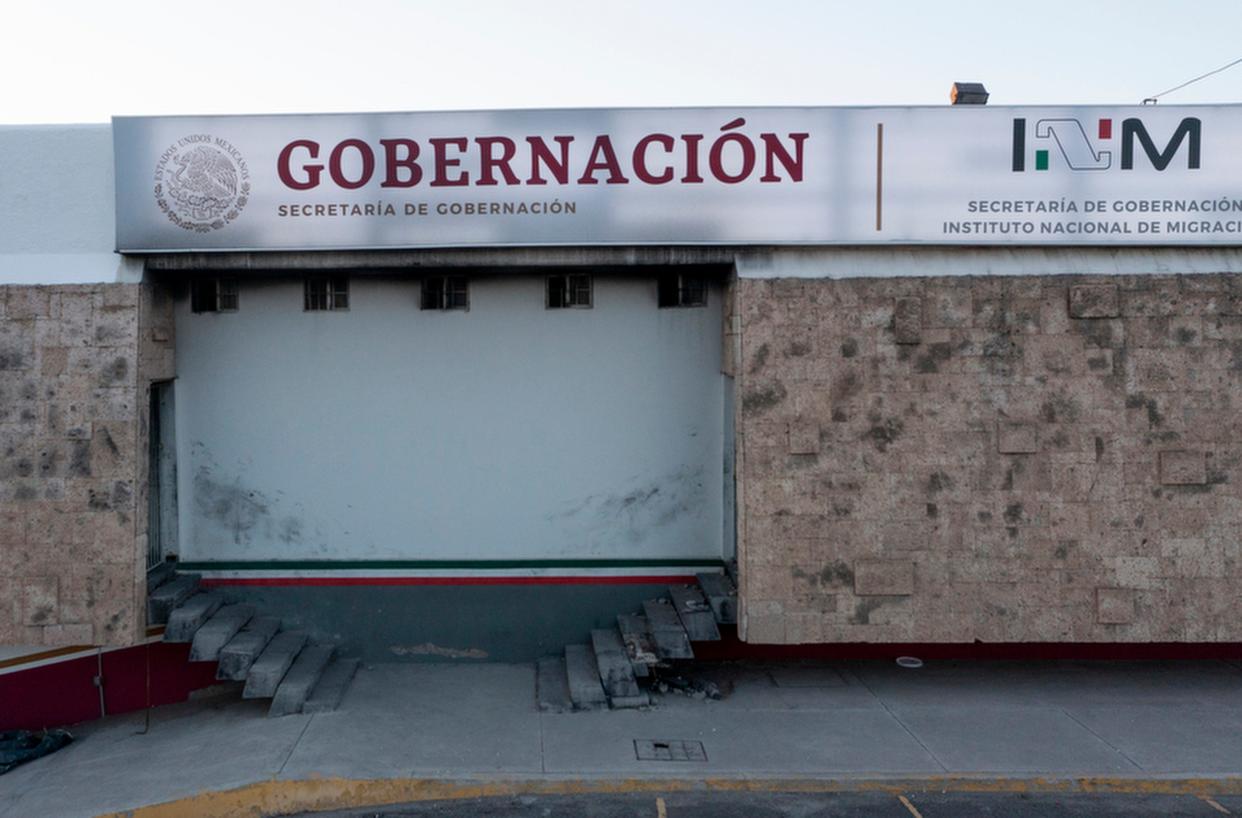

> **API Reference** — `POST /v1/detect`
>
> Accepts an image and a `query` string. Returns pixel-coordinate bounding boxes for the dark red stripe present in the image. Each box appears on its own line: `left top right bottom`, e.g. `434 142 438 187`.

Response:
200 574 698 587
692 628 1242 662
0 642 219 731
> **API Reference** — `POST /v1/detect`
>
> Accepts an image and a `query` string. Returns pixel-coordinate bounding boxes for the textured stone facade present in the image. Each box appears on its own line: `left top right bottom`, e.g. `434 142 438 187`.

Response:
736 273 1242 644
0 283 173 647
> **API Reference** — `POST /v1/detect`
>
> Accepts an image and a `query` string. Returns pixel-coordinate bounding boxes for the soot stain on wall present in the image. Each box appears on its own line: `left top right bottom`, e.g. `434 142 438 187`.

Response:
554 464 708 548
194 464 271 546
191 443 319 550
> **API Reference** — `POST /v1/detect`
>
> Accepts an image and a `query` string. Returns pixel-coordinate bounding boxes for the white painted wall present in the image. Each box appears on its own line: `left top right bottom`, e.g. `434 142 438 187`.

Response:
173 274 726 563
0 125 141 284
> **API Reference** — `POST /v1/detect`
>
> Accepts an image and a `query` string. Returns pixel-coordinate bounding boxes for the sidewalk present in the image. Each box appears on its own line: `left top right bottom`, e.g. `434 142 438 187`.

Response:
3 659 1242 817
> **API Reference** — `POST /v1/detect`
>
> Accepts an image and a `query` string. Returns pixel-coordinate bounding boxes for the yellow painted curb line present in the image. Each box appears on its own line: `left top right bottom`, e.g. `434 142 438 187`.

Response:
98 775 1242 818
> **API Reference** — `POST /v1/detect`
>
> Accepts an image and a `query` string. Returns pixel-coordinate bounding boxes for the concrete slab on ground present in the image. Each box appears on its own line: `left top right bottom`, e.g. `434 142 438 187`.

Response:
889 705 1139 774
4 660 1242 818
850 660 1242 709
276 663 543 780
539 707 942 775
1068 705 1242 773
0 697 311 818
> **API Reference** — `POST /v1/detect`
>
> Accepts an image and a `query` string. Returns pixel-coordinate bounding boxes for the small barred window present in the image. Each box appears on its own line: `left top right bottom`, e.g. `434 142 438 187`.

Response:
305 277 349 311
421 276 469 311
657 274 707 308
547 274 592 309
191 278 239 313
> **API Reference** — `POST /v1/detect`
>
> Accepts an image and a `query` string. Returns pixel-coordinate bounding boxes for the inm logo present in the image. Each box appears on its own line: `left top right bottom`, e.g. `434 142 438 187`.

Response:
1012 117 1201 172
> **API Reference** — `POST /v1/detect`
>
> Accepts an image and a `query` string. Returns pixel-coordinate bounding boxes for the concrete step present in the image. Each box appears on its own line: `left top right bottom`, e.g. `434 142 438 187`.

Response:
145 561 177 595
303 657 360 714
616 613 658 678
217 616 281 681
242 630 307 698
535 656 571 713
668 584 722 641
695 572 738 625
564 644 608 710
163 592 224 643
269 644 334 717
146 574 200 626
188 604 256 662
642 598 694 660
590 628 643 704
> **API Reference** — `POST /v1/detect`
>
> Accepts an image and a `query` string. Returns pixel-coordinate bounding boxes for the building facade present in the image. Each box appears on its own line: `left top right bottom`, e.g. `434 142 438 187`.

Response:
2 106 1241 682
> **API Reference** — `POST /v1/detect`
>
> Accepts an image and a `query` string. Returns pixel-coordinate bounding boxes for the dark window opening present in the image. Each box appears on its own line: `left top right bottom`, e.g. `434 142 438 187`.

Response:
305 276 349 311
657 274 708 308
191 278 238 313
547 274 592 309
421 276 469 311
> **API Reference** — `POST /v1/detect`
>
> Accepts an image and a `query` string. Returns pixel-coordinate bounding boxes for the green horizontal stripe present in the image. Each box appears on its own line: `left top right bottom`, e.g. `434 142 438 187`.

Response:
176 558 725 571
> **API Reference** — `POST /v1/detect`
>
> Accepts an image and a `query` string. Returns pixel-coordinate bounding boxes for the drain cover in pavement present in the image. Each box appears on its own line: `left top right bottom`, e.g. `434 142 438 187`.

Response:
634 739 708 762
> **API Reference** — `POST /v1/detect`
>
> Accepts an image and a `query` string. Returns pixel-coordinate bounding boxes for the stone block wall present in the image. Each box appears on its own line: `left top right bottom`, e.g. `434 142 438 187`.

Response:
0 283 173 647
736 273 1242 644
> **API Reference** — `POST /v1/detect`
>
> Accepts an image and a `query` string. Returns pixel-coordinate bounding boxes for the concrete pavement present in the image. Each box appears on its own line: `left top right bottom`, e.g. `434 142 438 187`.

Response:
2 660 1242 817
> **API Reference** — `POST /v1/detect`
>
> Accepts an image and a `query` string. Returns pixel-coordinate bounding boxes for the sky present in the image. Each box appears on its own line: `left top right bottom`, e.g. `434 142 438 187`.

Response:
1 0 1240 123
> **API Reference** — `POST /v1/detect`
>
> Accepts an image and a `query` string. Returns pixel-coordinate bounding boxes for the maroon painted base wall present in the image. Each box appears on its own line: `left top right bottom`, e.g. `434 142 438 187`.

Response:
695 627 1242 662
5 632 1242 733
0 642 220 731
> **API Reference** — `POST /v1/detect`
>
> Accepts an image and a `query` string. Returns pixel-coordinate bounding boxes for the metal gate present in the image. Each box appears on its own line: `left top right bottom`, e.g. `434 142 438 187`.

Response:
147 381 178 569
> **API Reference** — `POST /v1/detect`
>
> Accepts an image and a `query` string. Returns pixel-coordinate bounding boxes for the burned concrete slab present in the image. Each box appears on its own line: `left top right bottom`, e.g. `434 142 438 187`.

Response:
564 644 608 710
616 613 658 678
536 656 572 713
590 628 643 704
695 572 738 625
303 657 360 714
189 604 256 662
217 616 281 681
243 630 307 699
146 574 201 627
269 644 334 717
163 592 224 643
668 584 721 641
642 598 694 659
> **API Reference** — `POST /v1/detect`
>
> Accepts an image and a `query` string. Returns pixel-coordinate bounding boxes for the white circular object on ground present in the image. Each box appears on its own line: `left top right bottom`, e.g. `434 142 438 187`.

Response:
896 656 924 669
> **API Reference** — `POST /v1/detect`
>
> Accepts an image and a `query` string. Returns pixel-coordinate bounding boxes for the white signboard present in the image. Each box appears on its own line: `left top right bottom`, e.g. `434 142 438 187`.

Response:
112 105 1242 252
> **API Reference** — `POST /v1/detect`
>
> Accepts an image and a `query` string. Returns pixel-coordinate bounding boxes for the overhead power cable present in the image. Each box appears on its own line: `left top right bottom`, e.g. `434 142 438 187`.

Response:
1143 55 1242 104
